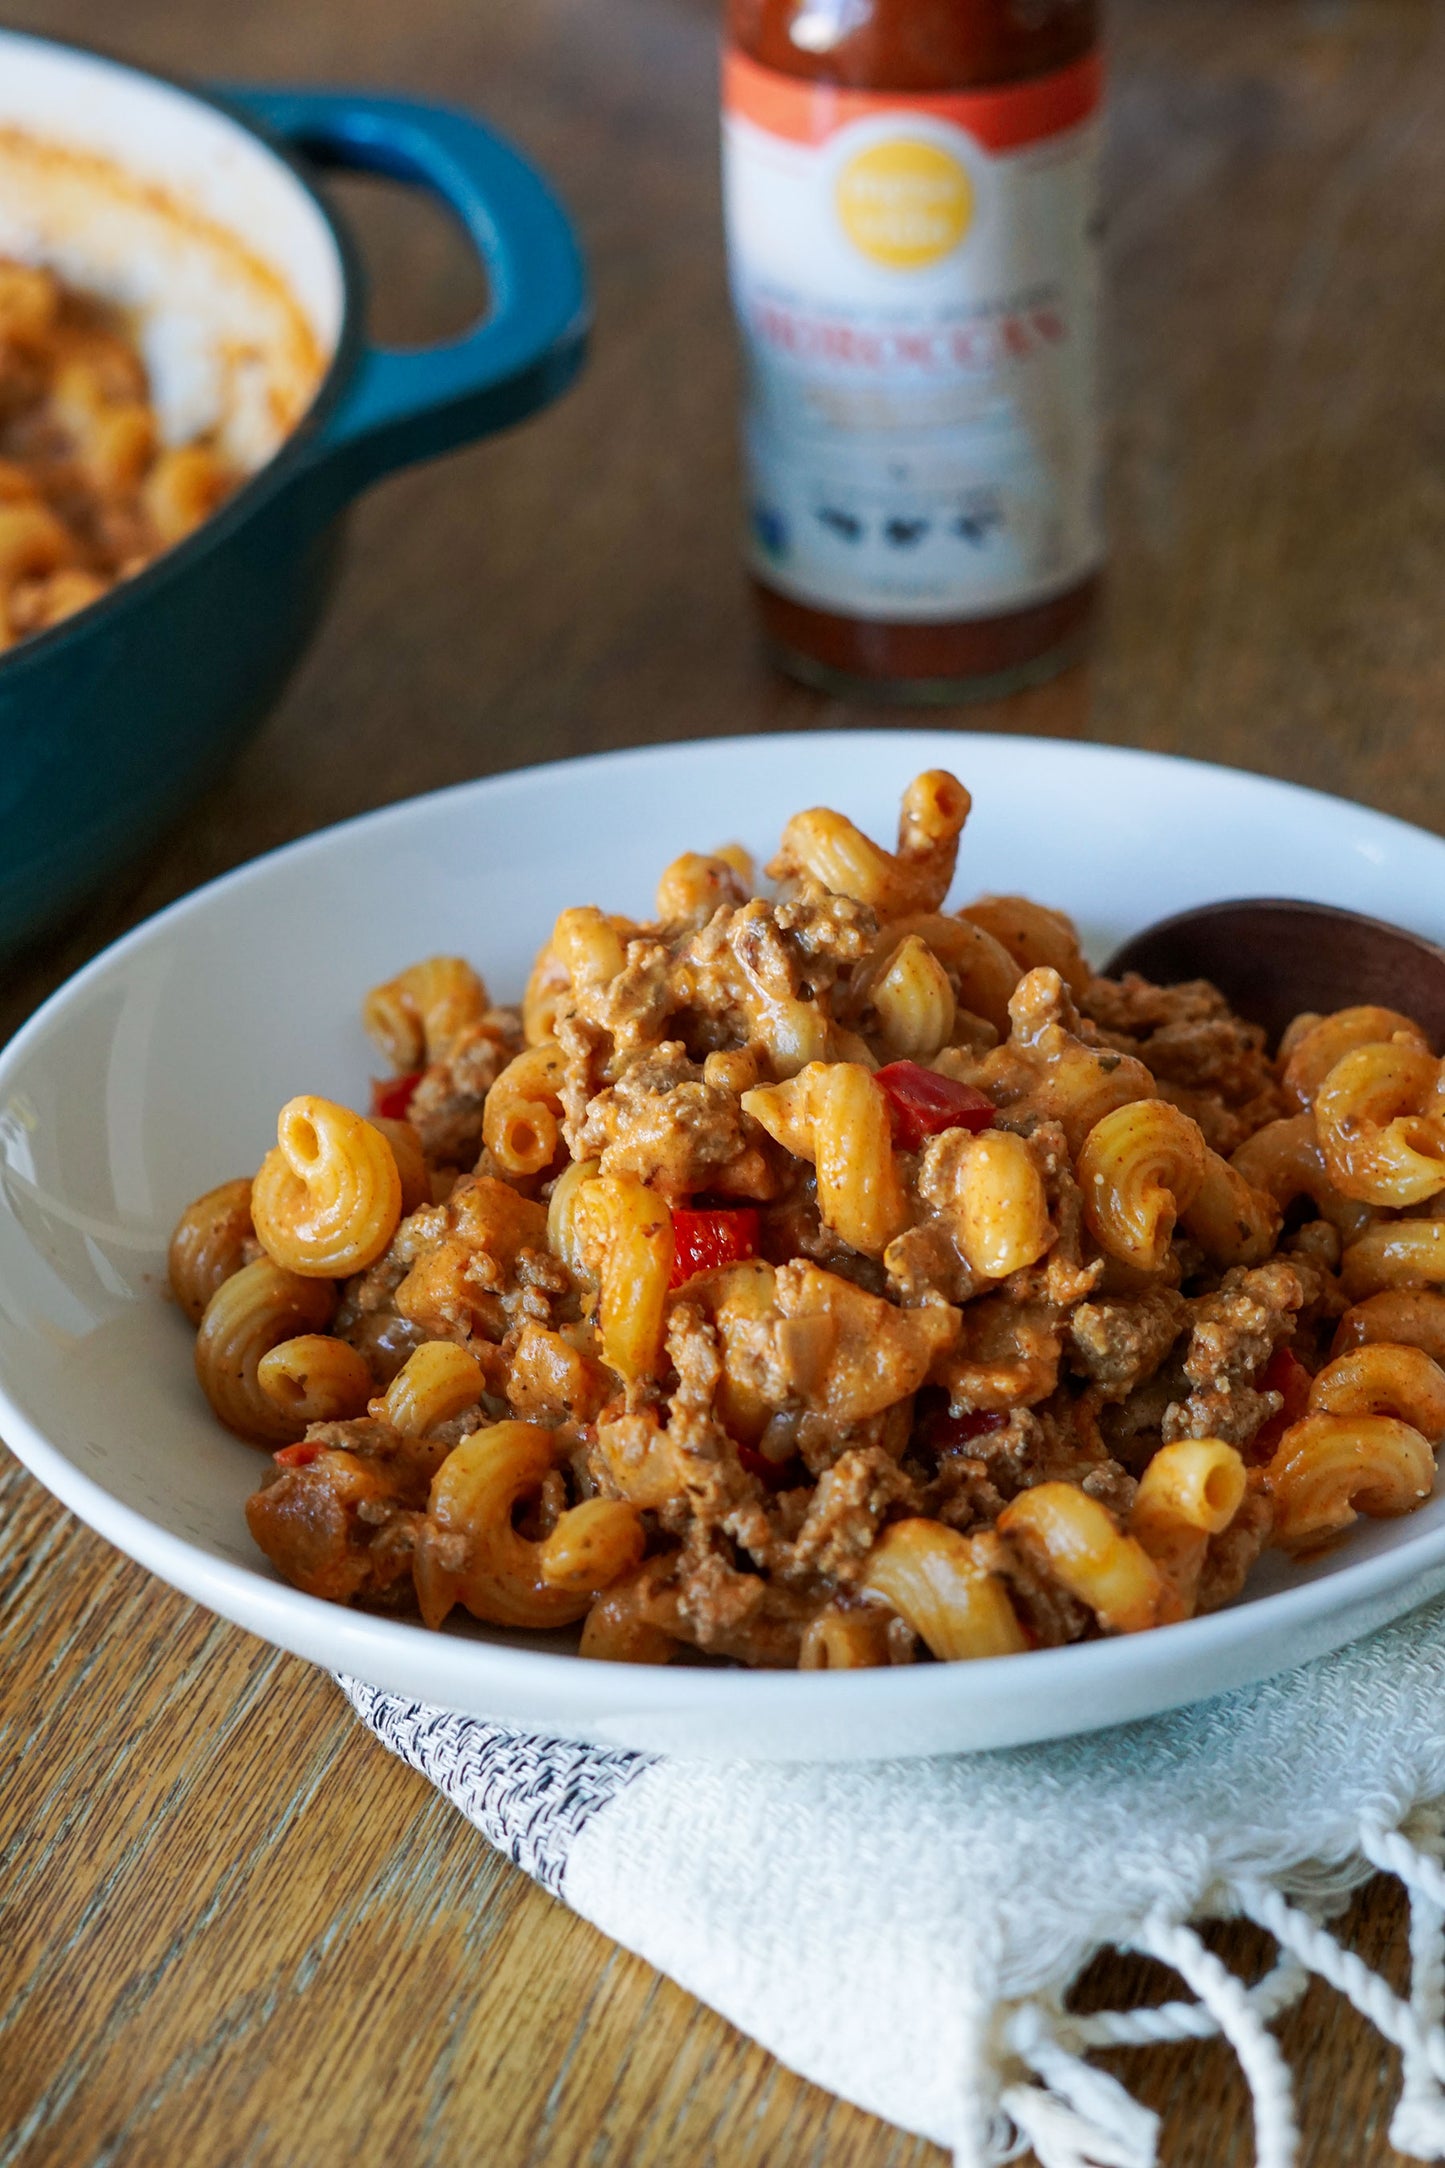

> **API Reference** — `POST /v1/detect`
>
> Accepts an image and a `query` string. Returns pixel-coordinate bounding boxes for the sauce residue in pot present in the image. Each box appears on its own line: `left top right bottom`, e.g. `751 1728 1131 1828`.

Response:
0 255 240 648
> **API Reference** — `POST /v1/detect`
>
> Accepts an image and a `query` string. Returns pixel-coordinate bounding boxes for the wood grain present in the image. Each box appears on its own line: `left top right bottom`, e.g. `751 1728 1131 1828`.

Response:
2 0 1443 2159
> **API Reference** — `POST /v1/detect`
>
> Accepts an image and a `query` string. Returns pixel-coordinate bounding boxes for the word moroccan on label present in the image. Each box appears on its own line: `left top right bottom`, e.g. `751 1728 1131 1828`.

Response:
722 48 1103 624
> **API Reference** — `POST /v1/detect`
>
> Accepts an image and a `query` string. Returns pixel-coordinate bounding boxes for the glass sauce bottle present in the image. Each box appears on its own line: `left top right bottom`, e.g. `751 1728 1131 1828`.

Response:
723 0 1102 700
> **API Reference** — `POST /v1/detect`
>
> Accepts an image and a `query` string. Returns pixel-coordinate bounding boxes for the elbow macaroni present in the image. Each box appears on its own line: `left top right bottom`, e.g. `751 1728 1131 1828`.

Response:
958 895 1091 1001
945 1128 1052 1280
1180 1149 1281 1266
1333 1290 1445 1367
416 1421 598 1630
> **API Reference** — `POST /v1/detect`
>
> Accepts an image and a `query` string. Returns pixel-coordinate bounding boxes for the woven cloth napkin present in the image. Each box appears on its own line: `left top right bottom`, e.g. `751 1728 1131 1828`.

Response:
341 1597 1445 2168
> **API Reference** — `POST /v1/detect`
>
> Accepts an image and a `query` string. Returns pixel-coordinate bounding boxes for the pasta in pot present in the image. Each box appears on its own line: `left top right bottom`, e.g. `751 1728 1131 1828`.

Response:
0 258 238 649
168 770 1445 1668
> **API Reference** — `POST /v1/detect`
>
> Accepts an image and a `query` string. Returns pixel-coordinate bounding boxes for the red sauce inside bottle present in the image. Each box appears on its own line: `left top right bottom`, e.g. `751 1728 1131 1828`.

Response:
725 0 1101 700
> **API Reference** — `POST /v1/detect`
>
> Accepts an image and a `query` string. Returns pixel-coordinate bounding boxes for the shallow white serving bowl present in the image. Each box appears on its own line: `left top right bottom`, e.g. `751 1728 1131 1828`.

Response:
4 732 1445 1763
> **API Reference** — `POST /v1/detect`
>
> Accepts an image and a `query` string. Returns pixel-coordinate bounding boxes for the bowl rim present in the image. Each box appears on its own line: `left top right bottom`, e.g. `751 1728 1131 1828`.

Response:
0 24 367 683
6 728 1445 1735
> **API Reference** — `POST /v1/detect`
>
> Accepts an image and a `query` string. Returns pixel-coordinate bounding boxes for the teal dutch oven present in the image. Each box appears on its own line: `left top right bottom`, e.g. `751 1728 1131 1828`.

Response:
0 31 588 956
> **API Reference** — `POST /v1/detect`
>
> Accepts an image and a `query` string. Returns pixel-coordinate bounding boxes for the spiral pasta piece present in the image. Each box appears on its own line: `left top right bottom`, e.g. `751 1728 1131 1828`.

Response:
538 1498 647 1591
547 1156 603 1284
654 850 750 924
948 1128 1053 1280
998 1484 1166 1634
257 1335 373 1425
550 906 628 997
958 895 1091 1000
1130 1438 1248 1619
522 947 570 1045
576 1172 675 1382
1341 1220 1445 1300
859 1520 1028 1659
864 934 957 1061
1313 1041 1445 1206
742 1061 910 1256
1077 1099 1207 1273
768 771 970 919
1332 1290 1445 1367
1179 1149 1281 1267
168 1176 254 1326
798 1607 897 1669
415 1421 596 1630
483 1042 566 1177
1280 1006 1430 1110
367 1116 429 1215
194 1261 337 1442
378 1341 487 1437
872 912 1020 1038
251 1096 403 1277
579 1559 682 1664
1231 1114 1376 1243
363 955 489 1069
1262 1413 1436 1551
1306 1342 1445 1442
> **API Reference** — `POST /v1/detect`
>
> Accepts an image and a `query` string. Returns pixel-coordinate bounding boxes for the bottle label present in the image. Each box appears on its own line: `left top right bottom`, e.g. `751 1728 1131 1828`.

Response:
722 48 1103 623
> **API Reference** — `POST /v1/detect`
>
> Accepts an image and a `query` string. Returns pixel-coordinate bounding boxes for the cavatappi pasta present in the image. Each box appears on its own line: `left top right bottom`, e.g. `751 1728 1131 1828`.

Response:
0 258 238 650
171 772 1445 1668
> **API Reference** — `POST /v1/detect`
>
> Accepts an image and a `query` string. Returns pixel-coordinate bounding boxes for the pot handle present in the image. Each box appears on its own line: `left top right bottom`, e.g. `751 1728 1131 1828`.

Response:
218 86 589 492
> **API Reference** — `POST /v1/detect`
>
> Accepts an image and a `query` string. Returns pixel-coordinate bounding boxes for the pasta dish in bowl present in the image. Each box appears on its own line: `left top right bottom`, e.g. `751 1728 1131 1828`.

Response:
4 731 1445 1758
172 766 1445 1676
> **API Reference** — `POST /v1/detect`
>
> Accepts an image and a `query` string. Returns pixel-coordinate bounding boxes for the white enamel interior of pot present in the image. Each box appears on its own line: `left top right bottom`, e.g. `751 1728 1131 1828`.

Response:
0 31 343 468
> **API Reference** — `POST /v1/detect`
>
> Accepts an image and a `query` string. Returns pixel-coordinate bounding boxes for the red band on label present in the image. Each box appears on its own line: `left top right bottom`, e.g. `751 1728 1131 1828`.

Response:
722 48 1102 154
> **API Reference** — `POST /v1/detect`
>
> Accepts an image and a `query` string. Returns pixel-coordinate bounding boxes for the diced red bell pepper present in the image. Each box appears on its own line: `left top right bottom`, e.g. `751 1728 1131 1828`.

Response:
874 1060 995 1151
670 1204 760 1288
917 1401 1008 1455
1249 1345 1313 1461
273 1441 325 1468
370 1069 423 1121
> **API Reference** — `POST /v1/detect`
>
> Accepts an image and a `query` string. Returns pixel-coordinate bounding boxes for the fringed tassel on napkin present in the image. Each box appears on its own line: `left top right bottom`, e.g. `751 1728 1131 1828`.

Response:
971 1811 1445 2168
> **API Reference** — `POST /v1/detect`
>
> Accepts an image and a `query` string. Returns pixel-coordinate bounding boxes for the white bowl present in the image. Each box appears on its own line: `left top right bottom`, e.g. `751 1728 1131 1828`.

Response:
5 731 1445 1763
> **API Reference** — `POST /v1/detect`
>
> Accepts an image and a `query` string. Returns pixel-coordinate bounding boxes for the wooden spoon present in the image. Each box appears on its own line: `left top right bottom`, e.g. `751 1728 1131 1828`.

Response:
1102 898 1445 1051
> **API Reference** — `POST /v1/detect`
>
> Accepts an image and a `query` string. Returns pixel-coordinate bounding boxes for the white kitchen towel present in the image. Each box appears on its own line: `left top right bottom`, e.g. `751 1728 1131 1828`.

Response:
341 1597 1445 2168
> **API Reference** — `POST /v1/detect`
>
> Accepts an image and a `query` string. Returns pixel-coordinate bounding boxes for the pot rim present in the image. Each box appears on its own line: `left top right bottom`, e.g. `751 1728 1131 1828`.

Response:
0 25 368 683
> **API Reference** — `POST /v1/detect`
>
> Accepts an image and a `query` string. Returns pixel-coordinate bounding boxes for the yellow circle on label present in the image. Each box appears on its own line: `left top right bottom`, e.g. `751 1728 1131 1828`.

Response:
836 139 973 269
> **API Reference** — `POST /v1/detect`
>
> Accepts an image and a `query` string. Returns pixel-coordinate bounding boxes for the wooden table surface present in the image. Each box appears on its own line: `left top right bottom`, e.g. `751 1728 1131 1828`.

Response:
5 0 1445 2160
